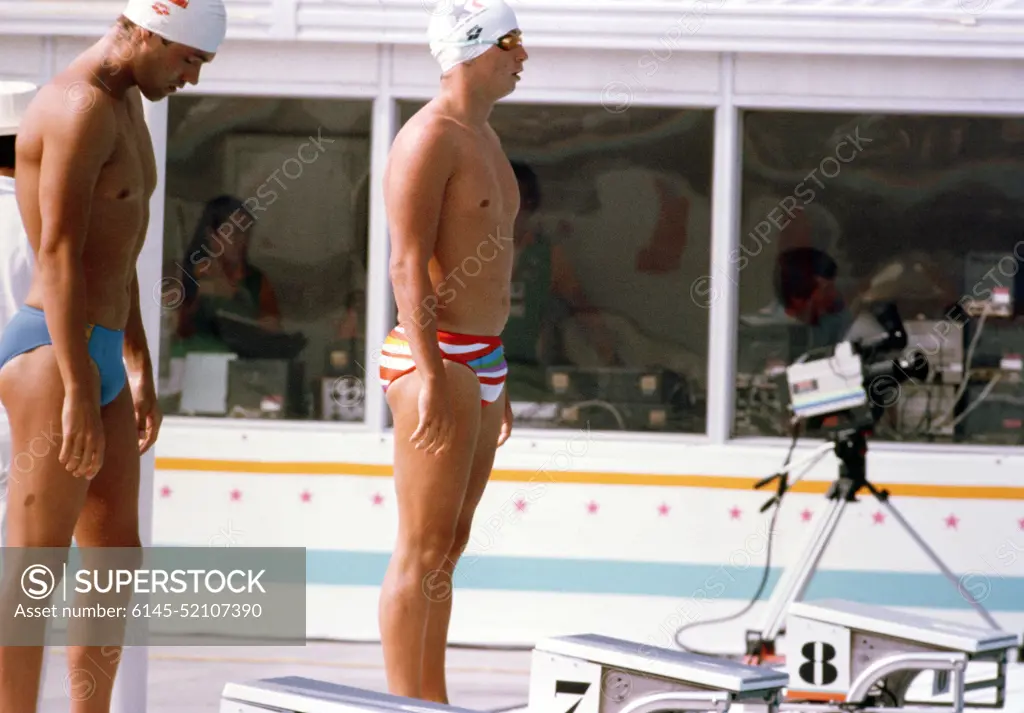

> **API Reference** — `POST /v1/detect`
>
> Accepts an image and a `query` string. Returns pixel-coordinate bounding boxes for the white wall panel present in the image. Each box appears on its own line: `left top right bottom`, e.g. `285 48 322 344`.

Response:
390 45 721 102
735 53 1024 103
0 36 48 83
52 36 92 76
191 40 381 94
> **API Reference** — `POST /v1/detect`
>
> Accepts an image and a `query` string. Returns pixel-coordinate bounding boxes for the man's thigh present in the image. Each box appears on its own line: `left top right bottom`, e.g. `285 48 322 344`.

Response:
74 385 140 547
387 361 483 542
0 346 92 548
459 389 507 527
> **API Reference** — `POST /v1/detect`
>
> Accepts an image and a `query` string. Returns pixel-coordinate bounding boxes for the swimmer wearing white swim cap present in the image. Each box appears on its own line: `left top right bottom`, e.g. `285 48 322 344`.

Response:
377 0 527 705
428 0 524 80
0 4 225 709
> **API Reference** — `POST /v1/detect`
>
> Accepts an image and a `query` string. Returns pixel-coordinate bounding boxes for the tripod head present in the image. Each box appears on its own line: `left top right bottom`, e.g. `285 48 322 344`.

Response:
753 422 886 513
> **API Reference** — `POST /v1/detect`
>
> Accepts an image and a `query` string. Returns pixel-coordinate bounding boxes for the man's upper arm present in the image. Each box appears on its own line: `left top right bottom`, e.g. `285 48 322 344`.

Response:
385 121 457 272
36 89 115 259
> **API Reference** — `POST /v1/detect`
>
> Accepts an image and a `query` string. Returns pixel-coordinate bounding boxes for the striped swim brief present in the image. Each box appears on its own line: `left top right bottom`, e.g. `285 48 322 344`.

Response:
379 325 508 406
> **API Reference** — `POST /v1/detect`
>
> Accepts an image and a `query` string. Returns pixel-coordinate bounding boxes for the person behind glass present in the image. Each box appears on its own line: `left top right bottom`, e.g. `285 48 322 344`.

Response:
504 161 619 368
176 195 282 345
775 246 852 348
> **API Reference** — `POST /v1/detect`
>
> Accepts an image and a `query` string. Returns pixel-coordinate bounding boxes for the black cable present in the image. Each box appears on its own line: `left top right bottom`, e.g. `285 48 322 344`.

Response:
672 425 801 658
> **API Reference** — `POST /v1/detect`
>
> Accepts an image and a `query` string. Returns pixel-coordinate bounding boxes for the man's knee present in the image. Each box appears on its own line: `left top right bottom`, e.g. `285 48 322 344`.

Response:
449 525 472 562
398 530 458 572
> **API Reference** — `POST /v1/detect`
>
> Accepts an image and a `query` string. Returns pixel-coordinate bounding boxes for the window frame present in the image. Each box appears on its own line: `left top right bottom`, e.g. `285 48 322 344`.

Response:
153 49 1024 456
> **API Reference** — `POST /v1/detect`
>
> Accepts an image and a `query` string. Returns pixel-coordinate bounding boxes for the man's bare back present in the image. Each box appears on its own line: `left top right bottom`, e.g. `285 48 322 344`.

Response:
16 72 156 330
387 102 519 337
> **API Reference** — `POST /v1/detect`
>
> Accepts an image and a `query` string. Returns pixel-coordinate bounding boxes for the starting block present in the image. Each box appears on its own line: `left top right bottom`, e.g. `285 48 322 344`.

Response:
783 599 1022 712
220 676 484 713
530 633 789 713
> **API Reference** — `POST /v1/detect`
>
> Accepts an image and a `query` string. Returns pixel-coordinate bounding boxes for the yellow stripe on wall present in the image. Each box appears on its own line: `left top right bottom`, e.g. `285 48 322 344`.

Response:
154 458 1024 501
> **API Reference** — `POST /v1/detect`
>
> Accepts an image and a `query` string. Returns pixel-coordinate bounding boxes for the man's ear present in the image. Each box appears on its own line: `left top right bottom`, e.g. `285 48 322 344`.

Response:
139 29 171 48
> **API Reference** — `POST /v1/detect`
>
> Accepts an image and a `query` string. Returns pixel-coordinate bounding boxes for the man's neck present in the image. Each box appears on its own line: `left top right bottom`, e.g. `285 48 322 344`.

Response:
0 168 13 179
436 81 495 129
79 32 139 99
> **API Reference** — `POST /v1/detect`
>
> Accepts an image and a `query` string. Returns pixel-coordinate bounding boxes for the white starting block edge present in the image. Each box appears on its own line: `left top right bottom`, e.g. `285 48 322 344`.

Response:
535 634 790 694
788 599 1022 655
220 676 483 713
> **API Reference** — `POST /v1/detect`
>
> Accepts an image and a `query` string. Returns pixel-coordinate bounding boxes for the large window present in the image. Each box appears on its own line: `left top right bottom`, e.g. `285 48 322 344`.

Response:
157 96 371 423
734 111 1024 445
396 101 714 434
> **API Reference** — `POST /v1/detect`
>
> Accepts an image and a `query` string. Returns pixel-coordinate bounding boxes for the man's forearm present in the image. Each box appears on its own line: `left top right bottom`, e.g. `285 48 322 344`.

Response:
391 265 445 383
124 271 152 378
37 250 95 395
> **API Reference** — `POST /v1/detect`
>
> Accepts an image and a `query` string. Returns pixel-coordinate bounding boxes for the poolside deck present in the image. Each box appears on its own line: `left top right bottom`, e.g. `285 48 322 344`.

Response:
38 641 532 713
37 641 1024 712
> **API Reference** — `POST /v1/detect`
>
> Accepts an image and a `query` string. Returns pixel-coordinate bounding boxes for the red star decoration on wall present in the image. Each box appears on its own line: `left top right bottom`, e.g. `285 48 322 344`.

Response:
514 498 527 512
586 501 599 514
1018 517 1024 531
371 493 384 506
945 514 959 529
872 511 885 525
300 491 312 503
729 506 742 520
801 509 813 522
230 489 242 502
160 486 172 498
658 503 671 516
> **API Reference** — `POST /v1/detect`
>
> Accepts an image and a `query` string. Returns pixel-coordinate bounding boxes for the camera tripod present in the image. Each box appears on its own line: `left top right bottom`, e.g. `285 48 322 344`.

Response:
745 425 1001 660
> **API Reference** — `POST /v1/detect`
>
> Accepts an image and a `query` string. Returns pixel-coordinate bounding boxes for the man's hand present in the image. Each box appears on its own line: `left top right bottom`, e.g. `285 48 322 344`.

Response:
410 379 455 456
129 371 162 454
497 394 513 447
60 385 105 479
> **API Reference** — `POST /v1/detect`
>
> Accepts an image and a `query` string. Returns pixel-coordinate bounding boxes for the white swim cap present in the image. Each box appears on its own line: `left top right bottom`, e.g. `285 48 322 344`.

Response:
123 0 228 54
428 0 519 74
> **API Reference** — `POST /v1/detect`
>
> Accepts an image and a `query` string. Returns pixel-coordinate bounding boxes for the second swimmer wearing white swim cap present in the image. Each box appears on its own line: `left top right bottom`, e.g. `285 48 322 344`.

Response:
0 0 228 710
427 0 526 86
114 0 228 100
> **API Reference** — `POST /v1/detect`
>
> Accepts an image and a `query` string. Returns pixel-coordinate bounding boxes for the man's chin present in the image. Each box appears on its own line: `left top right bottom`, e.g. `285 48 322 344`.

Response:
141 86 169 102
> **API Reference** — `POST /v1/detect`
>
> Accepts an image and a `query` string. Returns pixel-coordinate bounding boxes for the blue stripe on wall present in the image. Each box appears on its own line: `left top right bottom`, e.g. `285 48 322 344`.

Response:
305 550 1024 612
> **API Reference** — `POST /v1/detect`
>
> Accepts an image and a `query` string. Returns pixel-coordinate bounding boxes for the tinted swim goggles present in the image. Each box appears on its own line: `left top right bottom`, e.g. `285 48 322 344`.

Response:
444 28 522 50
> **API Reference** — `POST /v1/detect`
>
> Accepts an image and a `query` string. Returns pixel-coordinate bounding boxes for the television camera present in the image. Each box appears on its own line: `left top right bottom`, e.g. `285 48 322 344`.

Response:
743 303 1000 662
783 301 930 435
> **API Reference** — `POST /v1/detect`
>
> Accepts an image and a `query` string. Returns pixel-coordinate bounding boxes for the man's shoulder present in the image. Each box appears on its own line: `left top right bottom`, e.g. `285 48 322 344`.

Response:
398 111 463 147
28 77 119 141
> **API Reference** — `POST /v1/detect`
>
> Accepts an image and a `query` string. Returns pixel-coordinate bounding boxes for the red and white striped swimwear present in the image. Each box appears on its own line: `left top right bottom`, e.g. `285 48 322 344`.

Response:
379 325 508 406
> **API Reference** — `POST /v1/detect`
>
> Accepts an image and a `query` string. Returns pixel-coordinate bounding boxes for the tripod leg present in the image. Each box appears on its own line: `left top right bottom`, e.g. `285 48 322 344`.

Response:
880 498 1001 630
758 496 848 643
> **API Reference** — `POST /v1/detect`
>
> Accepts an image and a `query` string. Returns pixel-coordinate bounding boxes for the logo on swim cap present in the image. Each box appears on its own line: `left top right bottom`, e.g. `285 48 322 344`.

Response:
124 0 228 53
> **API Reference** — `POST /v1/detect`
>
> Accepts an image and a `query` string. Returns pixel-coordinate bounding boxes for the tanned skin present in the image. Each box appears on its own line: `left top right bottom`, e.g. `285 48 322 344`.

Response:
0 18 213 713
378 32 528 703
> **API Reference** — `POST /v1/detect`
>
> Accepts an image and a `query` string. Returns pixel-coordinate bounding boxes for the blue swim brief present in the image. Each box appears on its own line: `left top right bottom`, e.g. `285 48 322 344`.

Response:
0 305 127 406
